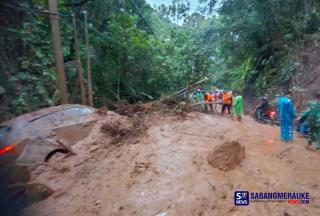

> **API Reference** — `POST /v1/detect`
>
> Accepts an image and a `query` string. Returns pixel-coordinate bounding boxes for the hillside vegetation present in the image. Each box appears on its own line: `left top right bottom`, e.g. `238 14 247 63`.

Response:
1 0 320 119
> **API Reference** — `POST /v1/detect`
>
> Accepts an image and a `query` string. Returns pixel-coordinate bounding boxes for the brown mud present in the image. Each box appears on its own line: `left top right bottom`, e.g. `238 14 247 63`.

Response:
207 140 245 172
23 111 320 216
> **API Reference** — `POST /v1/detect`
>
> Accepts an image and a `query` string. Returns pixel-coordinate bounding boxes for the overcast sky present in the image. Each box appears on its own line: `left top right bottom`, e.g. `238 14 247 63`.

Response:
145 0 222 14
145 0 202 13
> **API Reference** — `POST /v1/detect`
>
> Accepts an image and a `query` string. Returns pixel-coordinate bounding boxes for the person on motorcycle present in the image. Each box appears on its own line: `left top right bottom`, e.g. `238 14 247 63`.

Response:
256 97 269 120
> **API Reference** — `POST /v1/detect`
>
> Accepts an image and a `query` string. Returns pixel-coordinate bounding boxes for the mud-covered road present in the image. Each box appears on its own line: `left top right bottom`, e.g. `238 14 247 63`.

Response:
24 112 320 216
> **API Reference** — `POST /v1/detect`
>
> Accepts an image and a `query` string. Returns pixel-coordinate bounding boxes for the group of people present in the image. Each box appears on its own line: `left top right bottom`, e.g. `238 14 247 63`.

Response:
268 90 319 149
191 87 320 149
192 88 244 121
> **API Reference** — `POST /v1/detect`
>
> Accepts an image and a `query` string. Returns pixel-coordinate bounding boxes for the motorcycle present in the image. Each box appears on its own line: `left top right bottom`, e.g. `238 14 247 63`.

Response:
254 107 280 126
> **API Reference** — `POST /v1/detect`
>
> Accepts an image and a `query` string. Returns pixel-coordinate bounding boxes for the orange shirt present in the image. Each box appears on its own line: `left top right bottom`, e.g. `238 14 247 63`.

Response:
204 93 213 102
222 92 232 104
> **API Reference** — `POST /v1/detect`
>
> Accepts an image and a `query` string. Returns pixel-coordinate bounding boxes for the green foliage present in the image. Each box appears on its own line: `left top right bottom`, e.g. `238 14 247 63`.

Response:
1 0 320 118
200 0 320 94
3 14 58 115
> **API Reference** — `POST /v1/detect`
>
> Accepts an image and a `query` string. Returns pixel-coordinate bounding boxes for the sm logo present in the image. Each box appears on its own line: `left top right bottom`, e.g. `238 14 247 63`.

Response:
234 191 249 206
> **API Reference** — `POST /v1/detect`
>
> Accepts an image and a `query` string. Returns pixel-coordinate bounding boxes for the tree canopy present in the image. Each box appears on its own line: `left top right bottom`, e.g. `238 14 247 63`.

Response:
1 0 320 120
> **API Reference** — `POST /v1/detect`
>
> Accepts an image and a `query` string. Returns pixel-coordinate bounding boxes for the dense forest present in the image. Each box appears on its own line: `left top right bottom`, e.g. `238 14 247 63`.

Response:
1 0 320 120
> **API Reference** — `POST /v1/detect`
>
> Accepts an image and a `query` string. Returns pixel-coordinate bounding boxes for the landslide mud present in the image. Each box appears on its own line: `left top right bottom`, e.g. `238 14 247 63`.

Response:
207 140 245 171
23 112 320 216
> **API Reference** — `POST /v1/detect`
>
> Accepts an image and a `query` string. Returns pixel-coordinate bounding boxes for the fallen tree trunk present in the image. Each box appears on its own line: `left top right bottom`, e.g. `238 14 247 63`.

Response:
174 77 208 96
190 102 223 107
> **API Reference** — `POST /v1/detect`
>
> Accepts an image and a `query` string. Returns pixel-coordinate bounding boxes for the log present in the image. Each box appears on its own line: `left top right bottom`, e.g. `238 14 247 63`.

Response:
190 102 222 107
175 77 208 96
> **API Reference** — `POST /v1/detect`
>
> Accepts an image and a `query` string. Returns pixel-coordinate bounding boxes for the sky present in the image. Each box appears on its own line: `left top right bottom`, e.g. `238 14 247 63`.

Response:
145 0 222 14
145 0 202 13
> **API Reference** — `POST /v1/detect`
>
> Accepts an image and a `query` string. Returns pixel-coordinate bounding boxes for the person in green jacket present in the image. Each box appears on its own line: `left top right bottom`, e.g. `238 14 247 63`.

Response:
301 91 320 149
194 89 204 102
233 91 243 121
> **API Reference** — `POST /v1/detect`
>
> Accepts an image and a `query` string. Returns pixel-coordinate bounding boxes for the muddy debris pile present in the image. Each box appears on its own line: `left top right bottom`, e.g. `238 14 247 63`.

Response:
96 107 108 116
113 99 192 118
100 116 147 145
158 97 192 115
114 101 151 117
207 140 245 172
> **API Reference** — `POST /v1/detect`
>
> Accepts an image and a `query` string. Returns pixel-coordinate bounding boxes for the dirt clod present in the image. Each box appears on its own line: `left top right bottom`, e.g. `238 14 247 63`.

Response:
207 140 245 172
100 116 147 145
115 101 149 116
131 162 151 177
101 121 128 138
133 101 149 113
96 107 108 116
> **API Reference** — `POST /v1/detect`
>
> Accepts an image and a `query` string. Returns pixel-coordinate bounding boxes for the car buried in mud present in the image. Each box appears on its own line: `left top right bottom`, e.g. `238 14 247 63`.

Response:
0 104 96 165
0 104 97 215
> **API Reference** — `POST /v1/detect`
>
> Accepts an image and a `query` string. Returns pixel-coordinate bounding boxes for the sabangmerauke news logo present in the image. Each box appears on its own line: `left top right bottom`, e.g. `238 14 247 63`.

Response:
234 191 249 206
234 191 310 206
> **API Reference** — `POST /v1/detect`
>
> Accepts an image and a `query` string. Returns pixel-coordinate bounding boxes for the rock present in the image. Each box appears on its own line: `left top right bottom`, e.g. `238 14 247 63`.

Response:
207 140 245 172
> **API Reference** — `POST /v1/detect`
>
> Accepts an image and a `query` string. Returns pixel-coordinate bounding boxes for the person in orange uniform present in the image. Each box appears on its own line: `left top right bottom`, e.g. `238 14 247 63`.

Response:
222 90 233 115
204 91 213 113
211 90 218 112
